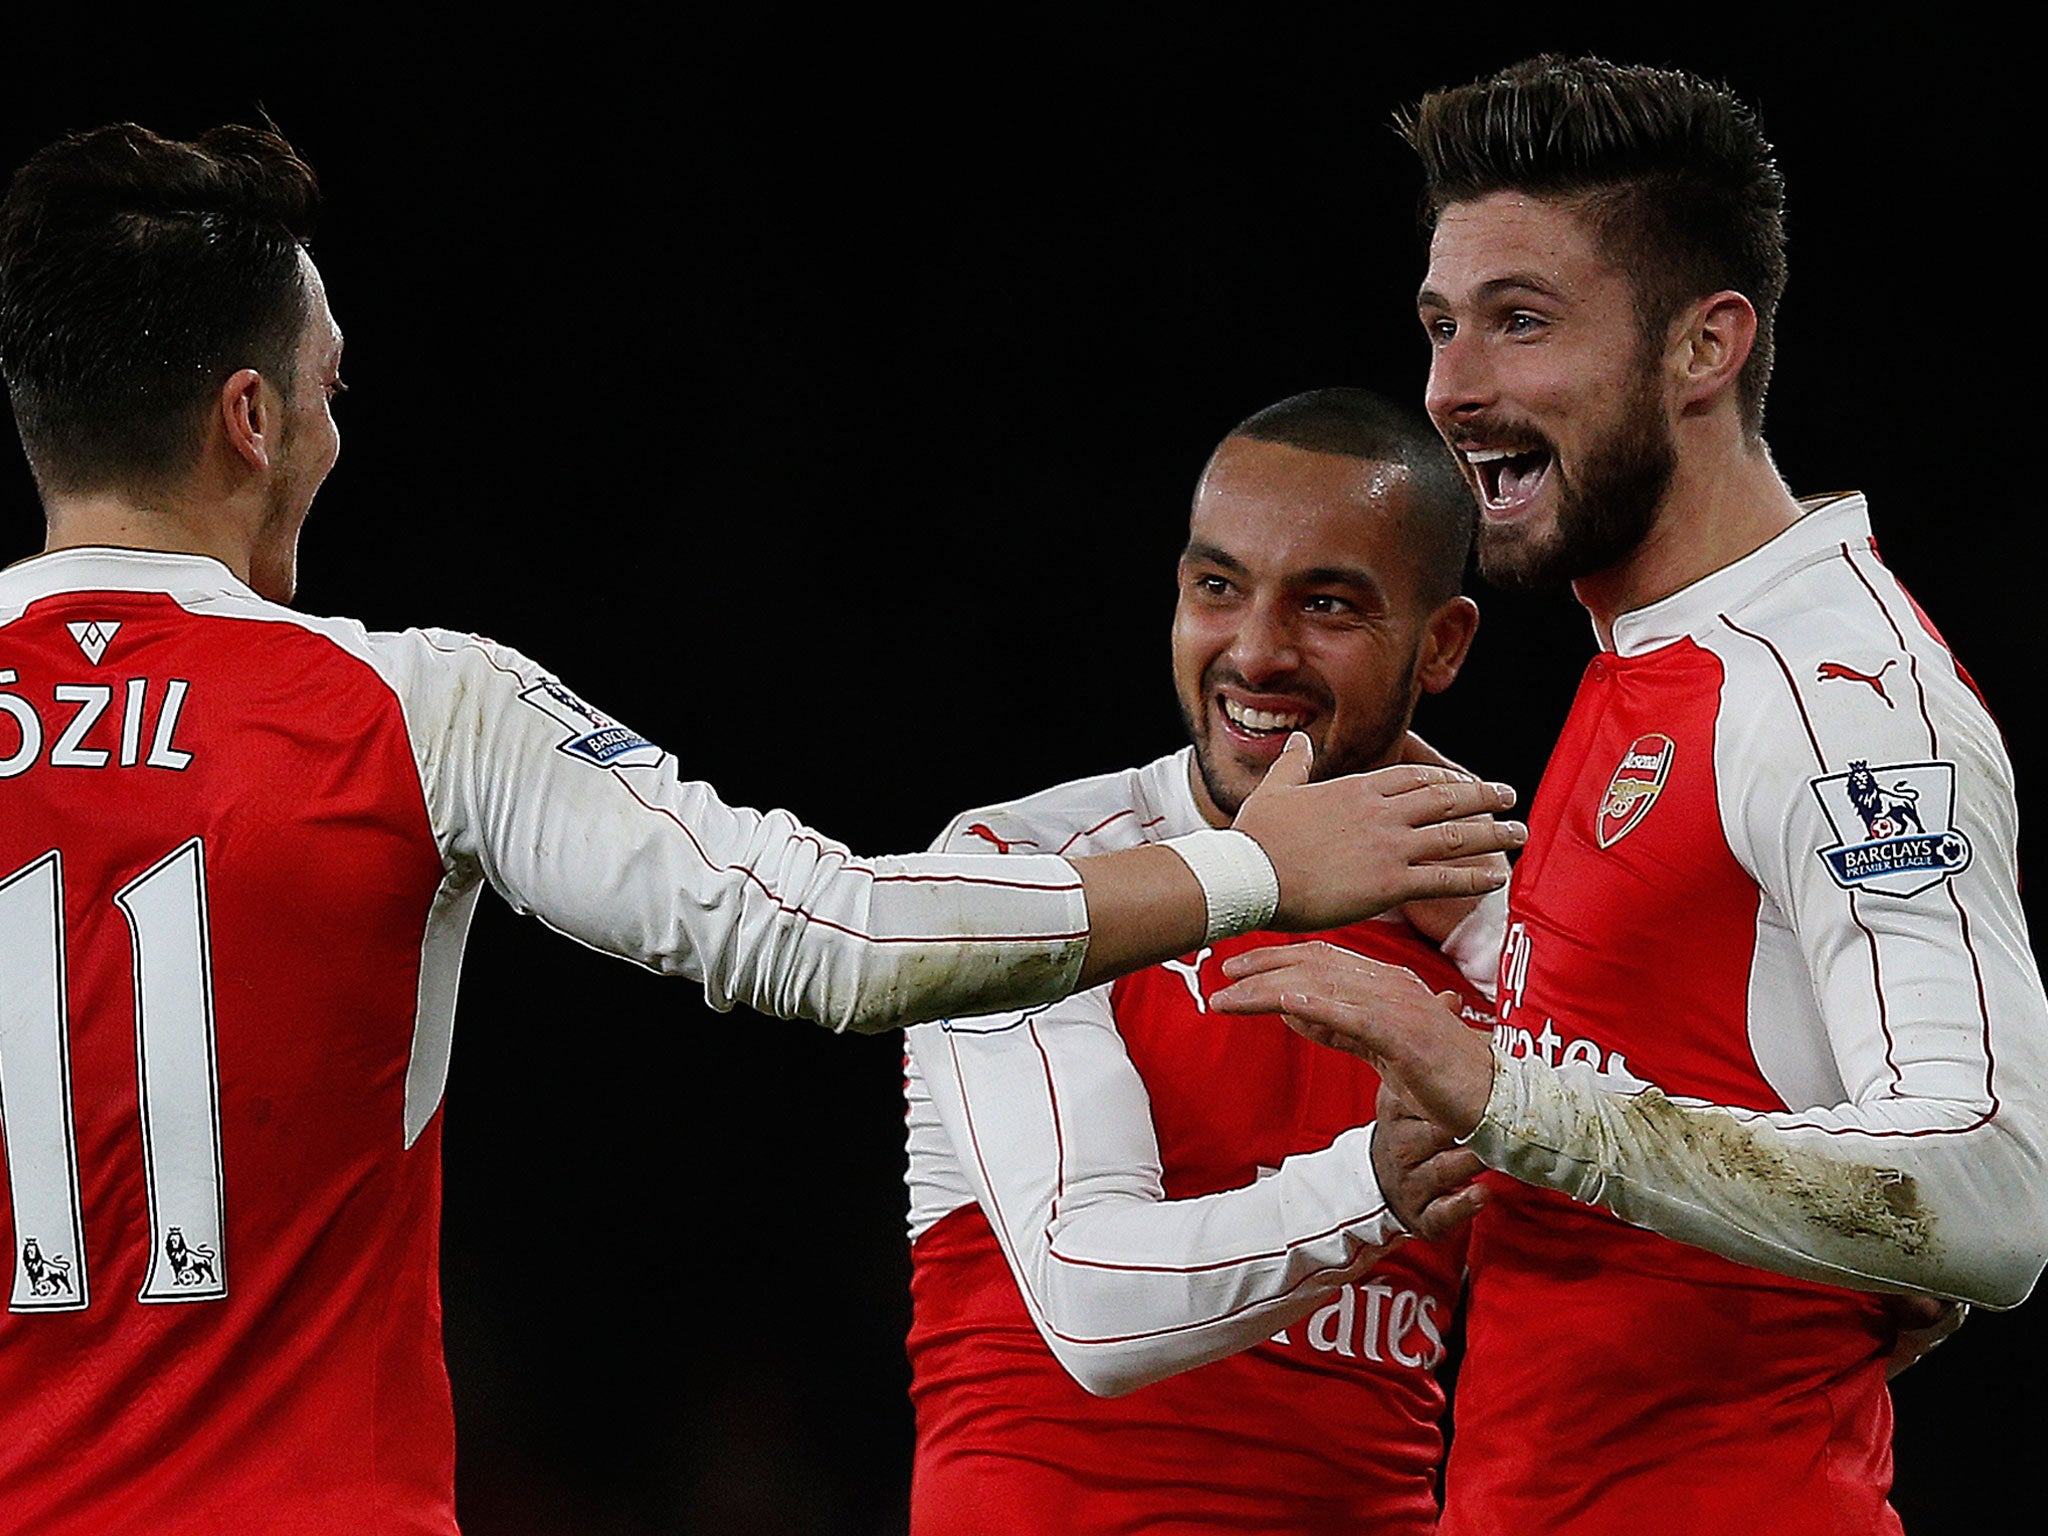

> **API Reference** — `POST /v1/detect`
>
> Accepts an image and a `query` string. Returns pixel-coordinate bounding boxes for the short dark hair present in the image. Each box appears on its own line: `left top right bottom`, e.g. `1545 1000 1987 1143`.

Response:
0 121 320 496
1228 386 1476 604
1398 54 1786 436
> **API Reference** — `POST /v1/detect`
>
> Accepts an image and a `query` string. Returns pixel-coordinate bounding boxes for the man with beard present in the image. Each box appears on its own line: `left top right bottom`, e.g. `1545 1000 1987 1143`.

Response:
902 387 1502 1534
0 126 1528 1534
1211 55 2048 1534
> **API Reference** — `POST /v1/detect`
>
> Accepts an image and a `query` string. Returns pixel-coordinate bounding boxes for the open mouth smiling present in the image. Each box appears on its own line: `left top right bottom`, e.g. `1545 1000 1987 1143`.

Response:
1218 695 1313 740
1463 444 1555 516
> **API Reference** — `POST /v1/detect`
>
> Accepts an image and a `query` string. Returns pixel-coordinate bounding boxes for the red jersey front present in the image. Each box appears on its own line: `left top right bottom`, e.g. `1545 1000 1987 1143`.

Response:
1442 496 2048 1534
1450 640 1897 1535
904 751 1499 1533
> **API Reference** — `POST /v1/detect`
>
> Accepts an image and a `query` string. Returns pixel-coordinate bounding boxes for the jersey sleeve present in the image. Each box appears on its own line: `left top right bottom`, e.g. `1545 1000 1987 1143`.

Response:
905 805 1409 1399
1471 586 2048 1308
1436 886 1507 1000
372 629 1091 1033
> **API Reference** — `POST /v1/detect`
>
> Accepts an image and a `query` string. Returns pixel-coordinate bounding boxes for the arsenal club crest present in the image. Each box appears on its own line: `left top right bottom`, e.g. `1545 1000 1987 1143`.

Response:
1598 734 1674 848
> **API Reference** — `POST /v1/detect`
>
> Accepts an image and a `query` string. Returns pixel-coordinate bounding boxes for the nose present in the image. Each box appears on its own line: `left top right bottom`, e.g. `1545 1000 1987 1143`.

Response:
1424 328 1493 429
1225 597 1301 684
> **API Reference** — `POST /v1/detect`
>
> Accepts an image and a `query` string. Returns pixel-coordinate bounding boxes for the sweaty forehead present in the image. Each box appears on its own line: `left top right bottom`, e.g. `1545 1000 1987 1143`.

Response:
1190 437 1412 567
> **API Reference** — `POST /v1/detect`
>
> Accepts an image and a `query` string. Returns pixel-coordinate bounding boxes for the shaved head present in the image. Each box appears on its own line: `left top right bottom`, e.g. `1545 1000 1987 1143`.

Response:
1223 387 1476 603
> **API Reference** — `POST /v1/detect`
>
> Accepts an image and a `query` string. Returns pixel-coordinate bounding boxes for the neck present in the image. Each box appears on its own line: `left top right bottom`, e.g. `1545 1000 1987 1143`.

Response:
1187 754 1234 830
1573 429 1804 650
42 489 256 586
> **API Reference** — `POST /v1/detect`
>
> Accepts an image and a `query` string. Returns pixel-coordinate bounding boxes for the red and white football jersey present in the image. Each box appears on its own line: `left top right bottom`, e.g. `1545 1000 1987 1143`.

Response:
904 750 1500 1534
1443 495 2048 1534
0 547 1098 1535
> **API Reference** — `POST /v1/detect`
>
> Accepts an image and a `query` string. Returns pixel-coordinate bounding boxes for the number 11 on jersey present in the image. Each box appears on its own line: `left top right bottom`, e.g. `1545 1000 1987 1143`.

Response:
0 840 228 1313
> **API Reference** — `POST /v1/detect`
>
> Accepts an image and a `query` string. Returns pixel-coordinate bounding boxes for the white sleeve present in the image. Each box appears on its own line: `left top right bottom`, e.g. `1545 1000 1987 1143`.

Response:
1437 886 1507 1000
906 810 1408 1399
376 629 1090 1033
1471 593 2048 1308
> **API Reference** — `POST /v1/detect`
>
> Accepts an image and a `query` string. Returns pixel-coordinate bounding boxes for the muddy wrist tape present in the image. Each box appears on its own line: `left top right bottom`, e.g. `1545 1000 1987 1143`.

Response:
1163 828 1281 942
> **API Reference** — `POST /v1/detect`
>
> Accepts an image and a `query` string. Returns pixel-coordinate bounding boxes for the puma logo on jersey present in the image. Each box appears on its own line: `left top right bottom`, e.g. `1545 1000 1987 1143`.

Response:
1160 946 1214 1011
963 822 1034 854
1817 659 1895 707
65 620 120 665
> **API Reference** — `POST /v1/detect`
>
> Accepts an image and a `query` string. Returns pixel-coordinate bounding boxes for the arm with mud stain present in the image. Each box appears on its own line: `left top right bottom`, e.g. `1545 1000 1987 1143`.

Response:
1211 669 2048 1309
1210 939 2048 1308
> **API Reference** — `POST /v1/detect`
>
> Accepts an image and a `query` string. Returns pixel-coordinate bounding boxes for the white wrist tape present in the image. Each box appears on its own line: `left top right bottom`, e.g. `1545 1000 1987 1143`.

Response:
1162 828 1281 942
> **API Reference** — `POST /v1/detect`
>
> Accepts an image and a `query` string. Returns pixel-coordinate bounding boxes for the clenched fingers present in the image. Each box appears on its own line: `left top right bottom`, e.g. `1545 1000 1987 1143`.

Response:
1374 1088 1488 1236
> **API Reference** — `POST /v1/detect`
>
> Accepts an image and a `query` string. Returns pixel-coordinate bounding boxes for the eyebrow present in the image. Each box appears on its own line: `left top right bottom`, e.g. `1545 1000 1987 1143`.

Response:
1417 272 1567 310
1180 540 1246 572
1182 543 1387 602
1297 564 1384 594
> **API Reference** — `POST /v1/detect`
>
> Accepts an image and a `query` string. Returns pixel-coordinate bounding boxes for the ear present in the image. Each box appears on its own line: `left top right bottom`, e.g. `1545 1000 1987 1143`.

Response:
219 367 274 472
1415 594 1479 695
1672 290 1757 416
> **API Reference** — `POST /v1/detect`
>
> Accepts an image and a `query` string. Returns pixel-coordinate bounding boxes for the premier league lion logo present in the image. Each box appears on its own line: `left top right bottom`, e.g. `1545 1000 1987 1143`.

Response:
164 1227 218 1287
22 1237 73 1298
1811 759 1971 897
517 675 662 769
1843 760 1925 840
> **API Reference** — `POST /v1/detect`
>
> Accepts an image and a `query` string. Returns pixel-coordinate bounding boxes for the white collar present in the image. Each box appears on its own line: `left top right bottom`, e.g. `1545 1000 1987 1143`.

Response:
0 546 256 610
1607 492 1870 657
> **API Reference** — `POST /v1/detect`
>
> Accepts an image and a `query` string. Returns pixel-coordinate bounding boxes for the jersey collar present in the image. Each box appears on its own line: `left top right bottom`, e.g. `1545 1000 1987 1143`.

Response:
0 546 257 611
1145 747 1217 839
1608 493 1871 658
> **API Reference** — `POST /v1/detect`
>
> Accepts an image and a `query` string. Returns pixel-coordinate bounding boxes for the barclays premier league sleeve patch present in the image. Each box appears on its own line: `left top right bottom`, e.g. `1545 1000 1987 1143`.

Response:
1809 759 1973 897
517 677 663 769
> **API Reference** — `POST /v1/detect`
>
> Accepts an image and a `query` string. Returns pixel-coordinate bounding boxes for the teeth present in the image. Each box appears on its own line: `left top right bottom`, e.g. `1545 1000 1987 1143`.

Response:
1222 699 1308 733
1463 447 1513 463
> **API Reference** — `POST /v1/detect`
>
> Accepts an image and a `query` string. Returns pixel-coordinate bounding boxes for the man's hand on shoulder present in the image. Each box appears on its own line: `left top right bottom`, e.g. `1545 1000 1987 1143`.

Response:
1231 733 1525 933
1387 731 1515 944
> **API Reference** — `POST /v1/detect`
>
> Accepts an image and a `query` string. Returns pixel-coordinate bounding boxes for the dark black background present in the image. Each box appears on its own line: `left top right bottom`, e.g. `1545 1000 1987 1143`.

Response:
4 11 2038 1533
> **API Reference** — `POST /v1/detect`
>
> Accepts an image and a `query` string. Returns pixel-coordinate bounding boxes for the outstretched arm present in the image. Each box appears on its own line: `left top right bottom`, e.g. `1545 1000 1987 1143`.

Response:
392 632 1524 1033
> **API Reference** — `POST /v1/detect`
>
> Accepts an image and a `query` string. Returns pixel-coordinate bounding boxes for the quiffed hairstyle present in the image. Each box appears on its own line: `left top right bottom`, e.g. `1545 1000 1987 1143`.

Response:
1229 386 1477 604
0 121 320 496
1399 55 1787 436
